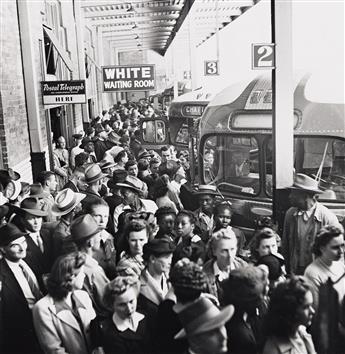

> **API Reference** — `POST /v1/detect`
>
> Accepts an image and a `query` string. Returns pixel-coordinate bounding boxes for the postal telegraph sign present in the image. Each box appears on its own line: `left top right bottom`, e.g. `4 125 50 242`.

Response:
102 65 155 92
41 80 86 105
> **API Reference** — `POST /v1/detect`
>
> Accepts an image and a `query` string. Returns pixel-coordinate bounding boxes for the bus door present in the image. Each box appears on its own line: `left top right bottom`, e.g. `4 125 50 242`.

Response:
139 116 169 152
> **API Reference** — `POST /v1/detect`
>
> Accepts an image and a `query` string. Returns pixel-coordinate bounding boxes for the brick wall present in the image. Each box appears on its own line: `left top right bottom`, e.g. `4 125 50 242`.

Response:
0 1 32 181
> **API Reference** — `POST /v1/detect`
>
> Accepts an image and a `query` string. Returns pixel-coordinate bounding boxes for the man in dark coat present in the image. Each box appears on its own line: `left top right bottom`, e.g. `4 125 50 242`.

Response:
0 223 44 354
15 197 55 277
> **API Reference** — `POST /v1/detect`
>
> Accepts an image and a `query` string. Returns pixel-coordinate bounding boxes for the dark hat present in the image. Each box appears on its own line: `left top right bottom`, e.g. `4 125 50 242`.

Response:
194 184 219 196
174 297 234 339
19 197 49 217
85 164 107 184
70 214 100 241
80 138 94 149
108 170 128 189
287 173 323 194
72 133 83 140
153 176 169 190
138 149 153 160
143 238 176 258
155 206 177 218
169 258 207 291
94 123 105 135
0 223 27 247
256 254 285 281
52 189 86 216
29 183 49 199
116 175 142 193
107 131 121 145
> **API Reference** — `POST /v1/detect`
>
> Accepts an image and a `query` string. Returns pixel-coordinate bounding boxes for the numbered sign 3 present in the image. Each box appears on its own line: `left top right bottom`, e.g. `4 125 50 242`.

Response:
204 60 219 76
252 44 275 70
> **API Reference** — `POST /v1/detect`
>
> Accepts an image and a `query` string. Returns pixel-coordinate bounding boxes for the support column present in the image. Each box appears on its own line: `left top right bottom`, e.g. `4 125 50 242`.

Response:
74 0 89 124
17 0 47 177
272 0 294 227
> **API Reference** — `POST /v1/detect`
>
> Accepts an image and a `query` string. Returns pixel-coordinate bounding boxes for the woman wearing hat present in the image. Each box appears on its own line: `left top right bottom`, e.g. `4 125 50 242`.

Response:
33 252 96 354
137 238 176 320
116 219 150 276
91 275 153 354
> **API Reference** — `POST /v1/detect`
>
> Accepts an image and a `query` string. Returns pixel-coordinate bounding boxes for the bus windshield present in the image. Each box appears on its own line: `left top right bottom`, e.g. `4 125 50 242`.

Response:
202 135 261 196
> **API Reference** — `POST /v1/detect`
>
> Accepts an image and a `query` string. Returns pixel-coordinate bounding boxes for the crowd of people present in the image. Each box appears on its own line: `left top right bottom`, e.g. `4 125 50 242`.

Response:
0 101 344 354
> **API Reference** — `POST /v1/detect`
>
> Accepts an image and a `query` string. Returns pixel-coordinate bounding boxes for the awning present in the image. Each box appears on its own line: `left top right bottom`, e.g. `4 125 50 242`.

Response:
43 26 73 72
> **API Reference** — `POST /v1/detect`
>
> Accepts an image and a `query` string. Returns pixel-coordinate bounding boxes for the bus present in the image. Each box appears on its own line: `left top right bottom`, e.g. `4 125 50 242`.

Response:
198 74 345 236
140 88 215 182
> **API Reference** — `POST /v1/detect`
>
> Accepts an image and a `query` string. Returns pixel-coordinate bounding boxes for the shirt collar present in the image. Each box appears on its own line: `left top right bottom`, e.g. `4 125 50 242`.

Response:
112 311 144 332
213 261 229 282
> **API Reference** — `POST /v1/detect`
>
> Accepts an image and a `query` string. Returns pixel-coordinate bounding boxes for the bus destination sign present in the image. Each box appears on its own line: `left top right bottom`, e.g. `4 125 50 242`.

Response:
102 65 155 92
41 80 86 105
182 105 205 117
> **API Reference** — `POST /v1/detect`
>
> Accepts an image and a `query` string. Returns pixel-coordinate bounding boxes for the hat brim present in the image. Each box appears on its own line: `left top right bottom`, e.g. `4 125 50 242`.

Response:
175 304 235 339
86 172 108 184
116 182 141 193
286 184 323 194
20 207 49 217
51 193 86 216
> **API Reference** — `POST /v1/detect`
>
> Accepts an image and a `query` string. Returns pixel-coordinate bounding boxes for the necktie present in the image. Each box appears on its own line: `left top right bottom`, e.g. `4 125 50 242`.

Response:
35 234 44 253
19 263 42 301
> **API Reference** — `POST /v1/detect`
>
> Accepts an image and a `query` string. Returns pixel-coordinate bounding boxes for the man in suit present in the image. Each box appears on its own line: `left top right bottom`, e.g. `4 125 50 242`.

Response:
16 197 55 276
0 223 43 353
63 166 87 193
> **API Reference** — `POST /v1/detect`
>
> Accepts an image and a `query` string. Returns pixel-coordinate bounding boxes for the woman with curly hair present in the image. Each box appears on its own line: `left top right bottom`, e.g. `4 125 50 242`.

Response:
116 218 150 276
91 275 153 354
263 276 316 354
32 252 96 354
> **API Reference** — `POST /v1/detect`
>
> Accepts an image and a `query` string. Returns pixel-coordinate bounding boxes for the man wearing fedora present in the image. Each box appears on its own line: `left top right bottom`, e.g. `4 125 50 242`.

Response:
0 223 44 354
70 214 110 316
174 295 234 354
113 175 158 233
282 173 340 275
82 164 107 207
194 185 219 243
15 197 55 276
80 137 97 164
51 188 86 260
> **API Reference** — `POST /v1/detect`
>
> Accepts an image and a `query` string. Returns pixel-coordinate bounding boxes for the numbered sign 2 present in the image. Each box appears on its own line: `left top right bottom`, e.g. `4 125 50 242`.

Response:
252 44 275 70
204 60 219 76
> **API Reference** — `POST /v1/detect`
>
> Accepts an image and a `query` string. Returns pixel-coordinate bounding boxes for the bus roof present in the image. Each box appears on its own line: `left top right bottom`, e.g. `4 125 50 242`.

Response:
200 74 345 138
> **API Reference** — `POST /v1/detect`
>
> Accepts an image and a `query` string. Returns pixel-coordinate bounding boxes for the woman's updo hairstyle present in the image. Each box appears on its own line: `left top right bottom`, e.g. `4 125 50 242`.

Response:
312 224 344 257
103 275 140 309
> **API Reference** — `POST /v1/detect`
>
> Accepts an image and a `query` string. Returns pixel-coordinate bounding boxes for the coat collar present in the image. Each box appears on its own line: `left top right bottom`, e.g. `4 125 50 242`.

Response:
140 269 167 306
47 292 88 333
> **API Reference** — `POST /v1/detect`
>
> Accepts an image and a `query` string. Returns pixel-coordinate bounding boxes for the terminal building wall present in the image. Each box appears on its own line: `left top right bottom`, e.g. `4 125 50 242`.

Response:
0 0 33 182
